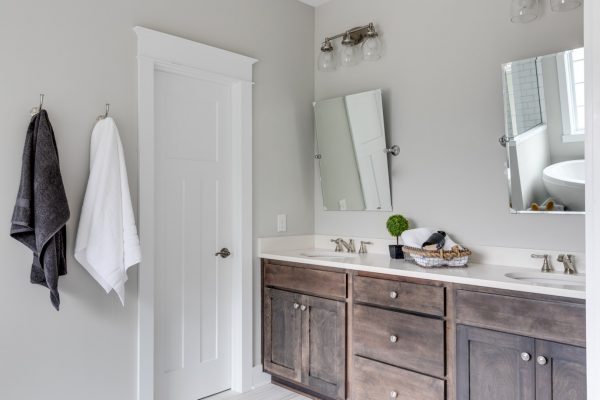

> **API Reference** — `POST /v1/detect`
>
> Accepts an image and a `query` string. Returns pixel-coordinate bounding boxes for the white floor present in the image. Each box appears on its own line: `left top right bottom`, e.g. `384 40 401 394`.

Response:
206 384 310 400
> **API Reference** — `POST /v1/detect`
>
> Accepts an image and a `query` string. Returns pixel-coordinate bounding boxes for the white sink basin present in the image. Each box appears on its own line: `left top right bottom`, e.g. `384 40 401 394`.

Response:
505 271 585 290
300 251 358 259
542 159 585 211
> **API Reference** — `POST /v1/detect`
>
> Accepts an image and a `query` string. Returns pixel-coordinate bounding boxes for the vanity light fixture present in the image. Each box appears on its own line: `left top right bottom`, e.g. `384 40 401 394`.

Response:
318 22 383 72
511 0 581 23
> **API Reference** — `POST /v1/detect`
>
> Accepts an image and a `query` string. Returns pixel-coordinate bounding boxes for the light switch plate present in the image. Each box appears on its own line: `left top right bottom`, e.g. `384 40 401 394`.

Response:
277 214 287 232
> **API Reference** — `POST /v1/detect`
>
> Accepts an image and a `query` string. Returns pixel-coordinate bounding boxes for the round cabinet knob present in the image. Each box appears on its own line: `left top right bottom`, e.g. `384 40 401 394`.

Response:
389 291 398 299
300 305 307 311
537 356 548 365
390 391 398 399
390 335 398 343
293 303 300 310
521 352 531 361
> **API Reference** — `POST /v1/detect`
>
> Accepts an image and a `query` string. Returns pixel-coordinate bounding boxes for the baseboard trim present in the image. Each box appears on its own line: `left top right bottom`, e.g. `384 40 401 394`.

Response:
252 365 271 389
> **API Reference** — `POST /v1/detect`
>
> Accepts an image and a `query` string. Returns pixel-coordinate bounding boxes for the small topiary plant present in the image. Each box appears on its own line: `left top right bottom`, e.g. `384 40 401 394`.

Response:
386 214 409 245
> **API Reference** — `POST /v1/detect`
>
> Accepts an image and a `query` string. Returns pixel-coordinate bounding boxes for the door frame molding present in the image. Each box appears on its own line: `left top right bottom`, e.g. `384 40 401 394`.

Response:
134 26 257 400
586 2 600 398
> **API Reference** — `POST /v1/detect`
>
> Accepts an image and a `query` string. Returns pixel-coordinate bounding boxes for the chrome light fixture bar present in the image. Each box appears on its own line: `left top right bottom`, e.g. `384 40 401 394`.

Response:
318 22 383 72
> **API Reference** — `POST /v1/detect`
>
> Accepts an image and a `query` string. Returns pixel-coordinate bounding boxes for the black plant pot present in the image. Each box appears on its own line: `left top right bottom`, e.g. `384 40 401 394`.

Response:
389 245 404 259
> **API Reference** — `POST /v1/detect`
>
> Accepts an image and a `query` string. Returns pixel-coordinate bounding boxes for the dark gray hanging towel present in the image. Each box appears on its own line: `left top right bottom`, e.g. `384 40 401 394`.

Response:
10 110 70 310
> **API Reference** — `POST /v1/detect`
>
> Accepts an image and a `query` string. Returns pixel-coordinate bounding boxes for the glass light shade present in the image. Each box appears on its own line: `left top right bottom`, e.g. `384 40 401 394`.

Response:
550 0 581 12
318 50 337 72
362 36 383 61
510 0 539 23
339 44 360 67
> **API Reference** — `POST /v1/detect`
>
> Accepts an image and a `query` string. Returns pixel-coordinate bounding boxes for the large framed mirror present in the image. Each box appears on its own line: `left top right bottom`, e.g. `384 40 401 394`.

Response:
502 48 585 214
314 89 393 211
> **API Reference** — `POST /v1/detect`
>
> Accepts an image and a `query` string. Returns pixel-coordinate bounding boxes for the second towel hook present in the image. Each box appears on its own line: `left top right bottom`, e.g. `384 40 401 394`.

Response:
97 103 110 121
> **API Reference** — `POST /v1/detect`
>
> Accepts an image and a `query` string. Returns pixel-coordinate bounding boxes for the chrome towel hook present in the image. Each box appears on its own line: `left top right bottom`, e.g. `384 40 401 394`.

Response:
97 103 110 121
30 94 45 116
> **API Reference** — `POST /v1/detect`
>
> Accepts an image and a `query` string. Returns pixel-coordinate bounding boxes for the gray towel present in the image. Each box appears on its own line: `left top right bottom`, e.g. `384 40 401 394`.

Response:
10 110 70 310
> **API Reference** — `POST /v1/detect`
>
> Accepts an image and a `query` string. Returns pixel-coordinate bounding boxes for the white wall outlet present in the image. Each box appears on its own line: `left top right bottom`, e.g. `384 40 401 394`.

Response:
277 214 287 232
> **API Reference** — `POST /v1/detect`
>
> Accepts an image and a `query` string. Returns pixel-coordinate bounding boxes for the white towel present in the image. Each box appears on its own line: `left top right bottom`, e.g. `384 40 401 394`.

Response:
400 228 462 251
75 117 141 305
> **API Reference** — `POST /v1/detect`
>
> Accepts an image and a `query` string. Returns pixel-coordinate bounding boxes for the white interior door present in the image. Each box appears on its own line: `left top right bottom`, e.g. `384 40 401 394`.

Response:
154 67 233 400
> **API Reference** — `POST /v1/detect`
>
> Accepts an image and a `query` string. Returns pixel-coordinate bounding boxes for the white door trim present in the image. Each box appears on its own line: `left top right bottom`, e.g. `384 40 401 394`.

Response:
134 26 257 400
585 3 600 399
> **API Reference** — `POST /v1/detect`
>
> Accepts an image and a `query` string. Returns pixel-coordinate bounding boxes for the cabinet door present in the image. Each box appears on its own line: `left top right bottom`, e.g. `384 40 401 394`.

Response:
457 325 535 400
535 340 586 400
301 294 346 400
263 288 302 382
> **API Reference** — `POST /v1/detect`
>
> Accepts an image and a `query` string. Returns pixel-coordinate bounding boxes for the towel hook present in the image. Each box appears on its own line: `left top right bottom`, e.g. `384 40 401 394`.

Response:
97 103 110 121
30 94 44 116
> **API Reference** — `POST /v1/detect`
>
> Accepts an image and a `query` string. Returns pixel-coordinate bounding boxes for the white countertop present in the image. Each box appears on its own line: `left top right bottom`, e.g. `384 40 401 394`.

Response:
260 248 586 300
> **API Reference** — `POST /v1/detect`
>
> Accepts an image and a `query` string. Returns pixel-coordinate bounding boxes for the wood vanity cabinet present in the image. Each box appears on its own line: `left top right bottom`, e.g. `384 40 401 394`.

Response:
456 290 586 400
261 259 586 400
263 261 347 400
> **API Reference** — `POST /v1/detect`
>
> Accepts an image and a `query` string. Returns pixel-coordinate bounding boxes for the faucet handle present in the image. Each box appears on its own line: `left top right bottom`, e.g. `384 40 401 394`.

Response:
359 241 373 254
531 254 552 272
331 238 344 252
348 239 356 253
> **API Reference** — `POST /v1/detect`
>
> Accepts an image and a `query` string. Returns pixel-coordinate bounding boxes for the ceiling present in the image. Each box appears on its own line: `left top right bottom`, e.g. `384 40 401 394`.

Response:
296 0 333 7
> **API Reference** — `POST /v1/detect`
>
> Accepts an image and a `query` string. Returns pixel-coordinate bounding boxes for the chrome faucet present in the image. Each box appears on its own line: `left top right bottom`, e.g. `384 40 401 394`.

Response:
331 238 355 253
558 254 577 275
531 254 553 273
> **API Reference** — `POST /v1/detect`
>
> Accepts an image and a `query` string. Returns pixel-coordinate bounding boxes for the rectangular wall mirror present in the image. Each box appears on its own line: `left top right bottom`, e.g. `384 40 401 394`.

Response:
314 89 392 211
502 48 585 214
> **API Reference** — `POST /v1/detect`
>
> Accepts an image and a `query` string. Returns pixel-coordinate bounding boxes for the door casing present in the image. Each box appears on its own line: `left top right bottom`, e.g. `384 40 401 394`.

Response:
134 26 257 400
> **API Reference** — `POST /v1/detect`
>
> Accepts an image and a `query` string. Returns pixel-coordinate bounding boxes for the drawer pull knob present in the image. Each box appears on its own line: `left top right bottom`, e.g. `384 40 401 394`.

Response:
389 291 398 299
390 335 398 343
390 391 398 398
300 305 307 311
537 356 548 365
521 352 531 361
293 303 300 310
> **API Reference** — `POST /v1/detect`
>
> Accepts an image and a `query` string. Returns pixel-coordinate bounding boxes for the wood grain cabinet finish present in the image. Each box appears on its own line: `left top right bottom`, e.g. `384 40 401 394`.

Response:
457 325 587 400
353 356 445 400
456 289 586 347
354 275 445 316
263 284 346 399
264 262 347 300
457 325 536 400
353 304 445 378
535 340 586 400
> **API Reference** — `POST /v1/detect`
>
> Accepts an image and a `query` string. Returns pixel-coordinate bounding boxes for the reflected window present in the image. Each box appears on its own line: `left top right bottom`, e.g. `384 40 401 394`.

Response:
558 47 585 141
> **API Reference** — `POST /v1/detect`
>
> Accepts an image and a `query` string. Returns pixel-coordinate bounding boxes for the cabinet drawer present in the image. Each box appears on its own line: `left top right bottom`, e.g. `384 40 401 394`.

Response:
353 356 445 400
264 262 347 300
353 304 445 378
456 289 586 347
354 275 444 316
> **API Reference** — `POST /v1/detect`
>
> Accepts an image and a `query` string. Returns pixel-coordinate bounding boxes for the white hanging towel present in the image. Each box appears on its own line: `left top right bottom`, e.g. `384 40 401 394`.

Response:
75 117 141 305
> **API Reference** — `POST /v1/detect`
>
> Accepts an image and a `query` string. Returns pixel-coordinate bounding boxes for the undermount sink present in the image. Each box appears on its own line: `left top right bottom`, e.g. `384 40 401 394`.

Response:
300 251 358 259
505 271 585 289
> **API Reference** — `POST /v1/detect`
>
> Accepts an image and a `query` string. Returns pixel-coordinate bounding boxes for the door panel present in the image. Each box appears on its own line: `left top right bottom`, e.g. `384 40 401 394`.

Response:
302 295 346 400
457 325 535 400
536 340 586 400
155 68 233 400
263 288 302 382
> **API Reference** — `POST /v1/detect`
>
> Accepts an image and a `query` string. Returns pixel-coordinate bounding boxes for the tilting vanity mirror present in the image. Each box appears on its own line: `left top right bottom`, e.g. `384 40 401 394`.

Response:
502 48 585 213
314 89 393 211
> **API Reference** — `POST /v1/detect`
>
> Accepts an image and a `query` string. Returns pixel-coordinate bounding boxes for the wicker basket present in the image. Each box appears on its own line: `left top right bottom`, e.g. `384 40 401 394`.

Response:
402 245 471 268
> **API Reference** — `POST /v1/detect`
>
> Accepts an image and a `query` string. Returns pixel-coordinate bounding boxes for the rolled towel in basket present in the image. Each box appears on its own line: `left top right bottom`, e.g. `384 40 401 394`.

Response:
422 231 446 251
401 228 463 251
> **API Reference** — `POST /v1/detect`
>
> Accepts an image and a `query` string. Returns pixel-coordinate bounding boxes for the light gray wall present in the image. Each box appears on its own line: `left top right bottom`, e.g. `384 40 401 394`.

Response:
0 1 314 399
314 0 584 251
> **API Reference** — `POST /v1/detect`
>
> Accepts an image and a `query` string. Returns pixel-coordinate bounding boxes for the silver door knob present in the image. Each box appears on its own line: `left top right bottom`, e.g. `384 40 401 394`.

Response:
521 352 531 361
293 303 300 310
390 335 398 343
390 391 398 398
389 291 398 299
537 356 548 365
300 305 307 311
215 248 231 258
